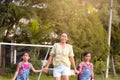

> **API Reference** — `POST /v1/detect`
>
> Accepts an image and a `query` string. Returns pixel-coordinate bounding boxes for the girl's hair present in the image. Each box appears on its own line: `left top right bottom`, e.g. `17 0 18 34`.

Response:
82 51 91 57
81 51 91 61
22 52 30 56
20 52 30 61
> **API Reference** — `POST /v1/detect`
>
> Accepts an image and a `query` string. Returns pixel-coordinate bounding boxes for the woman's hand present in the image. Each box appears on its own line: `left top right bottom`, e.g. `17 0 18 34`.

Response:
12 78 16 80
42 66 48 73
74 69 79 75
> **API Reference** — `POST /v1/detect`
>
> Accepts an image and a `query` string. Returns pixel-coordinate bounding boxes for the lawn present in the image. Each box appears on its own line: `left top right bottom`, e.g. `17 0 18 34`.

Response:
0 73 120 80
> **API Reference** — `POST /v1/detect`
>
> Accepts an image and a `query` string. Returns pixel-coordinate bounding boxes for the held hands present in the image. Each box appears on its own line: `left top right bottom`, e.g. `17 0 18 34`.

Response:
42 66 49 73
12 78 15 80
74 69 79 75
91 77 94 80
38 70 43 72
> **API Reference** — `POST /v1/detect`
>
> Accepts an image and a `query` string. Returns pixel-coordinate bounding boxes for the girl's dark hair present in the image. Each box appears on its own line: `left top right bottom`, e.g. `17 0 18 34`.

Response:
81 51 91 61
20 52 30 61
22 52 30 56
82 51 91 57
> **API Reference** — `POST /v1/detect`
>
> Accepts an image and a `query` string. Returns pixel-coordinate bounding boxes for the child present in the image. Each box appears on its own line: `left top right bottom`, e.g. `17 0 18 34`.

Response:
77 51 94 80
12 52 42 80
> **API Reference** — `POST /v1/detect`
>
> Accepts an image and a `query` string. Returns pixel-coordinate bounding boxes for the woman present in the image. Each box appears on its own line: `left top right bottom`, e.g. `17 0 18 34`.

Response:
43 32 77 80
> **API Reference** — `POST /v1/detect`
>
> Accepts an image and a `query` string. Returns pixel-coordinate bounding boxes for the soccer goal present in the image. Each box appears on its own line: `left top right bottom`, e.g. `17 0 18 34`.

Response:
0 42 53 80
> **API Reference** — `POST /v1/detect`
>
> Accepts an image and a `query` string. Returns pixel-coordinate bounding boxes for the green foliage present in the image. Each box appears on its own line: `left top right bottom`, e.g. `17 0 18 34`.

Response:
7 64 17 74
0 73 120 80
114 55 120 73
111 27 120 55
0 0 120 75
30 50 42 70
30 19 39 34
94 60 106 74
41 0 108 66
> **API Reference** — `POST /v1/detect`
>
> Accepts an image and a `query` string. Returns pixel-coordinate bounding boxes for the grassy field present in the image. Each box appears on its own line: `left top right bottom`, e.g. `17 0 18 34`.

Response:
0 73 120 80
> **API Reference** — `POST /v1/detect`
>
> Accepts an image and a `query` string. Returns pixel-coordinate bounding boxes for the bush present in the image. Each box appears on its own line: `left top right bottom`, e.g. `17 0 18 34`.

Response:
7 64 17 74
30 51 42 75
94 60 106 74
114 55 120 73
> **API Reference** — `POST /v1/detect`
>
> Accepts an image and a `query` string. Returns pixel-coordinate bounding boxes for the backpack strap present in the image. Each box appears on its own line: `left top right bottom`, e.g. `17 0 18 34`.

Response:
79 62 85 74
28 62 31 69
19 62 24 68
90 63 93 79
90 63 93 70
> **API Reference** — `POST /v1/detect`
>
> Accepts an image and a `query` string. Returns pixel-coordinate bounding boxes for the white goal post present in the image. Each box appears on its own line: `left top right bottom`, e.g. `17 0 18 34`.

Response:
0 42 53 64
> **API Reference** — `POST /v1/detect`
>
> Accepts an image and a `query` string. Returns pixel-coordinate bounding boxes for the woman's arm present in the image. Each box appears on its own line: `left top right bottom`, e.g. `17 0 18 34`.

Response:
78 63 82 74
42 55 54 72
69 56 78 74
30 64 42 73
12 63 20 80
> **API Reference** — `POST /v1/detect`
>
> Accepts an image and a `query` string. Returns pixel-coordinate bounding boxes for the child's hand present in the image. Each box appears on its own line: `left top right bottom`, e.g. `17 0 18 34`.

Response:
91 77 94 80
39 70 43 72
12 78 15 80
42 66 48 73
74 69 79 75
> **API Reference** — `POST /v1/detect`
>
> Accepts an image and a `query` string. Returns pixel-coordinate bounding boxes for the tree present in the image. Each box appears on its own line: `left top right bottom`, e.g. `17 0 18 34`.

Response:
1 0 120 75
35 0 108 64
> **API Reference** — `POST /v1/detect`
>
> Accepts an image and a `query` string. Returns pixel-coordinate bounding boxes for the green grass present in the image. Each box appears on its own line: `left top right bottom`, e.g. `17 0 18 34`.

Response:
94 74 120 80
0 73 120 80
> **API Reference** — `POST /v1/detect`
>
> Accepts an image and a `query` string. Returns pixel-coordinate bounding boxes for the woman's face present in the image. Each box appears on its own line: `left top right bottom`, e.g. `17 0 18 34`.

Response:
22 53 30 61
84 53 91 61
60 33 68 43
